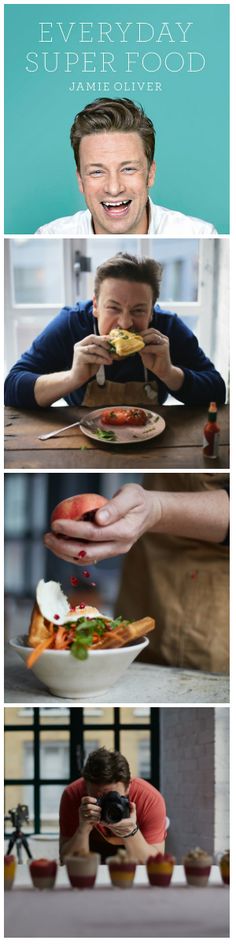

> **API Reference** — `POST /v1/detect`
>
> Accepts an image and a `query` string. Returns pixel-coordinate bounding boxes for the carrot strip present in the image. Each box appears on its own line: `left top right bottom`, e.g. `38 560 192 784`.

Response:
54 627 70 650
27 629 55 668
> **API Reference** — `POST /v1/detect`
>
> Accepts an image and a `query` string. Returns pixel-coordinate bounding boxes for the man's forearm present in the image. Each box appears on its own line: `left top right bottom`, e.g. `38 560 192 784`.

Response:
152 489 229 544
124 830 164 864
161 365 184 391
34 370 87 407
60 826 90 863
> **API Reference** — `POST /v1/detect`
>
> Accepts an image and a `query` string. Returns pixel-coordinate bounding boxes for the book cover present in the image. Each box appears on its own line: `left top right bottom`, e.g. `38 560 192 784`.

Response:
4 3 229 234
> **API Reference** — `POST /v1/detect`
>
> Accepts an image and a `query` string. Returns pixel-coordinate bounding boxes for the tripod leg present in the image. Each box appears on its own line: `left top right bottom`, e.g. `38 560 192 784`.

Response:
16 839 23 865
21 835 33 860
6 834 16 855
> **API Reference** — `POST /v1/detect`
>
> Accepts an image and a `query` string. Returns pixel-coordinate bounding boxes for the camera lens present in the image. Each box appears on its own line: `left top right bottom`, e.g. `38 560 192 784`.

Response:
104 799 123 824
99 791 130 824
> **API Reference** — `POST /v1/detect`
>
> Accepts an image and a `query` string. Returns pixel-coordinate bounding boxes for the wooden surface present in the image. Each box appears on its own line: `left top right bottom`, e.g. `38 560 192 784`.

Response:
4 404 229 470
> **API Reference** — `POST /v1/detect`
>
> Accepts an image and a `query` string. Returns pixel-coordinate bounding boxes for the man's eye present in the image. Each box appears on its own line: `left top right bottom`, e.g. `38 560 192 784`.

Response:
123 166 137 173
89 170 103 177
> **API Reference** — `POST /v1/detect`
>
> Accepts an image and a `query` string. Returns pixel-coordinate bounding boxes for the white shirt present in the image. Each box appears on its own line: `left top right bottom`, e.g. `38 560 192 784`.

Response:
36 198 217 236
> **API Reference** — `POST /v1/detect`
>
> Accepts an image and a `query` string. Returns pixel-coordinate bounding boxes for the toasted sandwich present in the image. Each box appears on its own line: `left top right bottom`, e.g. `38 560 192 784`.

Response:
109 328 145 358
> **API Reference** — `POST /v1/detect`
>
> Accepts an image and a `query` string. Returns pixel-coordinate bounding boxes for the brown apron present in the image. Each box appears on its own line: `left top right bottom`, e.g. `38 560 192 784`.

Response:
117 473 229 673
82 377 158 408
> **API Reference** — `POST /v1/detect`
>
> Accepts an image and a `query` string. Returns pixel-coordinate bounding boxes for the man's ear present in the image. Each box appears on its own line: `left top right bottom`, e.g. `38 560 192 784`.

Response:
92 294 98 318
76 169 84 195
147 161 156 189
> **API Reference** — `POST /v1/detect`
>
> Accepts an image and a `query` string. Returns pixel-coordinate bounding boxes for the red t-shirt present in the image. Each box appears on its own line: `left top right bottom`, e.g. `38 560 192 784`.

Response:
59 777 166 849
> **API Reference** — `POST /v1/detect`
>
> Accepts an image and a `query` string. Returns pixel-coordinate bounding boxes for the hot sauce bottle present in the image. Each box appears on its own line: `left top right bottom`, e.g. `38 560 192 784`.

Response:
203 402 220 458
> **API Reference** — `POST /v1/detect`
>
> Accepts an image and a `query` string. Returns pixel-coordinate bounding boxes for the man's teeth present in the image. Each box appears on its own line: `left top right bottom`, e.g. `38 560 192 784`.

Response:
102 200 130 207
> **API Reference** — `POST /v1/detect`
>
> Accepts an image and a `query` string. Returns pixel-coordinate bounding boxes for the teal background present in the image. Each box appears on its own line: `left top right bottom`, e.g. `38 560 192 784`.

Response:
5 4 229 234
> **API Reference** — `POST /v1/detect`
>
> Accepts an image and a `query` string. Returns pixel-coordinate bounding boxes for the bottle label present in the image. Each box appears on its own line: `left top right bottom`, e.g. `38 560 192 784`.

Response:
203 432 220 458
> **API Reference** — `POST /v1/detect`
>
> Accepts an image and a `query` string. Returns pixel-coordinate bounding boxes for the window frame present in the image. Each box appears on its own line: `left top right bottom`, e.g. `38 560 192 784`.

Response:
4 708 159 835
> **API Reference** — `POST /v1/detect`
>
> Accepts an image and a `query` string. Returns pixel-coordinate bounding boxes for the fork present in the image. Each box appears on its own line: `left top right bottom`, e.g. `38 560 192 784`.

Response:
38 418 95 441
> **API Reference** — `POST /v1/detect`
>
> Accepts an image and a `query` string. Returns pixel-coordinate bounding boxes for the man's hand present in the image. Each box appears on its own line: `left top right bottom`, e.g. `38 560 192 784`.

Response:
140 327 184 391
69 335 113 388
79 795 101 833
44 484 160 564
104 802 137 838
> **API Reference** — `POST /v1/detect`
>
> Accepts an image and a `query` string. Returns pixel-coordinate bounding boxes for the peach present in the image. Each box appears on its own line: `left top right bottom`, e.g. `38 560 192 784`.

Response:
51 493 107 525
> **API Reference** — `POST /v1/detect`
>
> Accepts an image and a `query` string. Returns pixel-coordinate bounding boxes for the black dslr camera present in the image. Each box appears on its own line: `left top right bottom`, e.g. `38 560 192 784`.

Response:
97 791 130 824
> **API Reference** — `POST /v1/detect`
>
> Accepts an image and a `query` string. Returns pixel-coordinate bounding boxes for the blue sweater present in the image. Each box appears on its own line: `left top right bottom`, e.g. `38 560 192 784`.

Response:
4 302 226 409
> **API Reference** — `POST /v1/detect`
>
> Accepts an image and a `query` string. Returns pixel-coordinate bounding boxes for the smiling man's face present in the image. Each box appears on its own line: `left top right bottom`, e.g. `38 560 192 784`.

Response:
93 278 154 335
77 131 156 235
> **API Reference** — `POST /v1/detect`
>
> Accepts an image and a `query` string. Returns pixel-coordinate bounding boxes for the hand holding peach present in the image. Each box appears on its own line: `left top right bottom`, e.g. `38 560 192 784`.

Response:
45 485 159 564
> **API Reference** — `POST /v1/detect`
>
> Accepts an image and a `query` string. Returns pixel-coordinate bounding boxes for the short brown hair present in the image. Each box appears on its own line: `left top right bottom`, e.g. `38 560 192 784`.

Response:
82 747 131 786
70 97 155 172
94 253 162 305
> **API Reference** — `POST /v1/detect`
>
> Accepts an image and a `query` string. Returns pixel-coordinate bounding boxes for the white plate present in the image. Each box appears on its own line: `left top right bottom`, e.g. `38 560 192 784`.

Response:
81 406 166 445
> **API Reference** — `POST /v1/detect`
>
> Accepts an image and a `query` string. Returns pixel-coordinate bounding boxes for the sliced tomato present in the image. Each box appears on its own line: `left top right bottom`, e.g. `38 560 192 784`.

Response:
101 408 147 427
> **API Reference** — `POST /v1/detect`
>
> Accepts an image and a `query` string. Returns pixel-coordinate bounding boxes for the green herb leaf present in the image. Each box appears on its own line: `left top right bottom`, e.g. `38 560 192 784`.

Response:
71 643 88 661
109 617 130 630
95 428 116 442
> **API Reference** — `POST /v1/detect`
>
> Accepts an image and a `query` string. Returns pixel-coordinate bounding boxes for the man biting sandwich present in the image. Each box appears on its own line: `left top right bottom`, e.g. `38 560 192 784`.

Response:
4 252 225 410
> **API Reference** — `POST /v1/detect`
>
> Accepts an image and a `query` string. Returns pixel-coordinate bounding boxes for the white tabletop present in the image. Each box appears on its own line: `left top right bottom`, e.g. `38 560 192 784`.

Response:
4 648 229 704
5 864 229 938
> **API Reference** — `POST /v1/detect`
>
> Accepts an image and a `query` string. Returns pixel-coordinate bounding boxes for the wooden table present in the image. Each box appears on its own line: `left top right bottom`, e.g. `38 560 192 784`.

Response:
5 864 229 938
4 404 229 469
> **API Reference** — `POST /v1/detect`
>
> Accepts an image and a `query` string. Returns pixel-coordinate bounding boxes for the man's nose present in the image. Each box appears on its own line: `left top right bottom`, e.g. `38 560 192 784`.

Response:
118 310 133 329
104 171 125 195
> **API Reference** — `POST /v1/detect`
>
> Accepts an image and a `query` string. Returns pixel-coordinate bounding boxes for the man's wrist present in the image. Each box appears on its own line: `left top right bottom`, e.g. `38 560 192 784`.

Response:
122 825 139 839
78 822 92 838
163 365 184 391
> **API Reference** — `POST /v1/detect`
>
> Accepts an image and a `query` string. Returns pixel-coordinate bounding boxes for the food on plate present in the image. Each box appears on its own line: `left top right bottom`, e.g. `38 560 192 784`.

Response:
106 849 137 888
65 852 100 888
27 580 155 666
51 492 107 525
182 847 213 886
100 407 148 427
4 855 16 890
109 328 145 358
219 850 229 885
146 852 176 886
29 858 57 889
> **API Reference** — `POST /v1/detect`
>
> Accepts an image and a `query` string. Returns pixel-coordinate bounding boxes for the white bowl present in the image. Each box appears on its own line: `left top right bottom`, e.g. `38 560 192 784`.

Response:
9 634 149 698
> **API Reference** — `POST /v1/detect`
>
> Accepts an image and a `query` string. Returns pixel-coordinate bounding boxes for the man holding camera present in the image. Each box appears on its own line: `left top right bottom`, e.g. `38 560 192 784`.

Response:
59 747 166 864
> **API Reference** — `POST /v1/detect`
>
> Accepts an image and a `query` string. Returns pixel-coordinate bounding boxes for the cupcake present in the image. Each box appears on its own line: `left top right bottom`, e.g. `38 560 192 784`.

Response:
29 858 57 889
106 849 137 888
4 854 16 890
65 852 100 889
183 847 212 886
219 850 230 885
146 852 176 887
